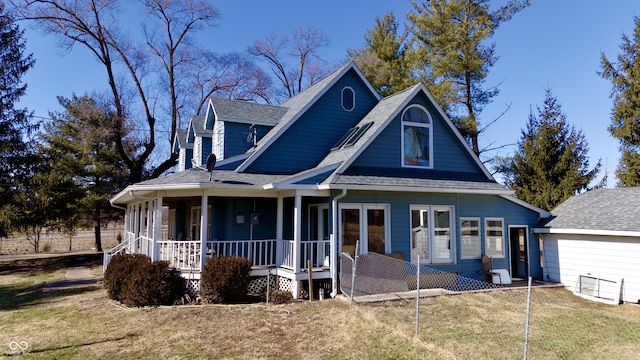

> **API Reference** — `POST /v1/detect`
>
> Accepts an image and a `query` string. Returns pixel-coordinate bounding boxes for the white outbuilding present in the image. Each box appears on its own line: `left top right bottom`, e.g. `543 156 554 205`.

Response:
534 188 640 304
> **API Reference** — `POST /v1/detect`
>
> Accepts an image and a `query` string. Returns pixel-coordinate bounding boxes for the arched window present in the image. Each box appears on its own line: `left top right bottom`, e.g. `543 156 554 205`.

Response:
402 105 432 168
341 87 355 111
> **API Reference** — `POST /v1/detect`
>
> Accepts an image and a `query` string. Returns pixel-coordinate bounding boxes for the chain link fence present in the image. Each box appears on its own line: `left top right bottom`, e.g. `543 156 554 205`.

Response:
340 252 501 301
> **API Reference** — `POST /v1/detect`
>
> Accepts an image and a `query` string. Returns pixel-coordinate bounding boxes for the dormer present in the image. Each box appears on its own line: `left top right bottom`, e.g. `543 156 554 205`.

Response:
172 129 193 171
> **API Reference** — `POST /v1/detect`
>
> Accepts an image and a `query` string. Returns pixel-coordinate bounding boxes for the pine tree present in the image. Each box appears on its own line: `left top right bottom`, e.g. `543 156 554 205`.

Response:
347 13 415 97
407 0 529 155
0 3 34 238
498 89 600 211
599 17 640 186
38 95 128 252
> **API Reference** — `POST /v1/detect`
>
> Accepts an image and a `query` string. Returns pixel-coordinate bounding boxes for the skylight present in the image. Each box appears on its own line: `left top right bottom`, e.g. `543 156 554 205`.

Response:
344 122 373 147
331 126 359 150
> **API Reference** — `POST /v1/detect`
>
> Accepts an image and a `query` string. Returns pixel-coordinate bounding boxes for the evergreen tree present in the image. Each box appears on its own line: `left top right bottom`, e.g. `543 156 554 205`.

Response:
407 0 529 155
599 17 640 186
38 95 128 251
498 89 600 211
346 13 415 97
0 3 34 238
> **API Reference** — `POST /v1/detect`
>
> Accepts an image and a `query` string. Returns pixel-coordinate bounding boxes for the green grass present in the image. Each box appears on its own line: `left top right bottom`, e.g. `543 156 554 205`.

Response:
1 258 640 359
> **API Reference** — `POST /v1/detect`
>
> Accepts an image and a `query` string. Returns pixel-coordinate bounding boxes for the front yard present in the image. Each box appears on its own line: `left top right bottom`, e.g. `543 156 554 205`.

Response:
1 256 640 359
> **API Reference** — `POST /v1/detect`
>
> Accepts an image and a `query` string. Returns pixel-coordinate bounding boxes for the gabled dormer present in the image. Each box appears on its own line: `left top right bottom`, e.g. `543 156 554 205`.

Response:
172 129 193 171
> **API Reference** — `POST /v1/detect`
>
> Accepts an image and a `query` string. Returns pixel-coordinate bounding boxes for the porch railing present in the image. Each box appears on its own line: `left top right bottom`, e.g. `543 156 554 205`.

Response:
105 237 331 273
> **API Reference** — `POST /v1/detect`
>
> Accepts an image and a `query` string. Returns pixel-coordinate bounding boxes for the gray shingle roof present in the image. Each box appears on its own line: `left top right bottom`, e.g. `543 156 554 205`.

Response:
541 188 640 232
189 116 211 137
326 166 508 192
173 129 190 151
135 168 288 187
210 97 286 124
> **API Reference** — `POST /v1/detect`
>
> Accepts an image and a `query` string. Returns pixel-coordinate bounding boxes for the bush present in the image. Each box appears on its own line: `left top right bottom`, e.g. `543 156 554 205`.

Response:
268 290 293 304
103 254 150 302
200 256 252 303
124 261 185 307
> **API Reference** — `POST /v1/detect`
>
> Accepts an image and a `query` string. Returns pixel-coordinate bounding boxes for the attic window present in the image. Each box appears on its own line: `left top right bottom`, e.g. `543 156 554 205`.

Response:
342 87 355 111
402 105 432 168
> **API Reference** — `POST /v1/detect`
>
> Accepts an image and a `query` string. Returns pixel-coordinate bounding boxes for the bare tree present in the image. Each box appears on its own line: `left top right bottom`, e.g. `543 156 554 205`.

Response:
12 0 220 182
249 25 332 102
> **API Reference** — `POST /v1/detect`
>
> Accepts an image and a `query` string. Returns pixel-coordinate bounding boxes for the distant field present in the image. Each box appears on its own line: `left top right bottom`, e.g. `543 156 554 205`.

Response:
0 224 123 255
1 255 640 359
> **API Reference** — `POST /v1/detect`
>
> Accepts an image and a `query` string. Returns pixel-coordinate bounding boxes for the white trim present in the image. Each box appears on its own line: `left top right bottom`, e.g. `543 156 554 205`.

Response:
401 104 434 169
339 203 391 255
263 163 340 189
317 183 513 195
533 227 640 237
500 195 551 218
217 117 279 127
460 217 481 259
341 86 355 111
409 204 456 265
484 217 505 258
508 225 530 278
216 152 251 167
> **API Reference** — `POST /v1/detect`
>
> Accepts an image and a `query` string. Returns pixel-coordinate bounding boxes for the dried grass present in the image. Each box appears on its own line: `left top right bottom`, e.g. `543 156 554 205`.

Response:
2 259 640 359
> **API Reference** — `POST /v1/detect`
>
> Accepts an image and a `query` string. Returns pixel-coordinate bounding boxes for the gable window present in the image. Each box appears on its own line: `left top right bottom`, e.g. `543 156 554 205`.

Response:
402 105 433 168
342 87 355 111
460 217 480 259
485 218 504 258
410 205 454 264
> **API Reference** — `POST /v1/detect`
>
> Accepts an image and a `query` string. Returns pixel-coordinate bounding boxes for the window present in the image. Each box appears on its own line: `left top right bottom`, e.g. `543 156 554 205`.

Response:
460 218 480 259
402 105 432 168
340 204 389 255
342 87 355 111
485 218 504 258
332 126 358 150
410 205 454 264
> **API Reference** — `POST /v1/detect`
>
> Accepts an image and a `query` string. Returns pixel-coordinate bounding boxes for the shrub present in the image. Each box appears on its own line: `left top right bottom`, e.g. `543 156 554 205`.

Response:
268 290 293 304
124 261 185 307
103 254 150 302
200 256 252 303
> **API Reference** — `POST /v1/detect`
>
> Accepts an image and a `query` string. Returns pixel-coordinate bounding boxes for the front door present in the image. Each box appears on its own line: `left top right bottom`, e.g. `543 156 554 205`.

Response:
340 204 389 256
509 226 528 279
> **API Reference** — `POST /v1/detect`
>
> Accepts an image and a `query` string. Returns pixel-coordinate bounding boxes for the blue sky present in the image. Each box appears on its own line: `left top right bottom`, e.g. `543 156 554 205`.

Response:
18 1 640 185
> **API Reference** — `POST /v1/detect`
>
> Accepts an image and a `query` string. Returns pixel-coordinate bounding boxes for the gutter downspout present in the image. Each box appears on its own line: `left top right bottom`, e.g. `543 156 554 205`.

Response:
330 188 347 298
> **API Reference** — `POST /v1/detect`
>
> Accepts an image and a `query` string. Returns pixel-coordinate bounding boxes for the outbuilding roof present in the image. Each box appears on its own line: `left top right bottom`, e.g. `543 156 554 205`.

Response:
537 188 640 233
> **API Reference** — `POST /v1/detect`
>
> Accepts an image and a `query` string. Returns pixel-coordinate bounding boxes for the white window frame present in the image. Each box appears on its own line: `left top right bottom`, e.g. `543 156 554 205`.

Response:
341 86 355 111
485 218 505 258
410 205 455 264
401 104 433 169
460 217 481 259
339 203 390 255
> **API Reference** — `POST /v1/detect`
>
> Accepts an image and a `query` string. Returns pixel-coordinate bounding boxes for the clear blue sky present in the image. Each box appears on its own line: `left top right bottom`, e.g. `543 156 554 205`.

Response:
18 1 640 185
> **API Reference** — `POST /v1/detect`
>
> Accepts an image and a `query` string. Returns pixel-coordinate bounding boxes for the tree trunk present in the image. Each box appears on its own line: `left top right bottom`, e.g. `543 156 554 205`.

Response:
94 212 103 252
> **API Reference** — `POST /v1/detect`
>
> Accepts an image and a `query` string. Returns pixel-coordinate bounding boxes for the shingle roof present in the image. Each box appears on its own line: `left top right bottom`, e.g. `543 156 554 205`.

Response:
135 168 288 187
173 129 191 152
189 116 211 137
541 188 640 232
325 166 508 193
210 97 286 124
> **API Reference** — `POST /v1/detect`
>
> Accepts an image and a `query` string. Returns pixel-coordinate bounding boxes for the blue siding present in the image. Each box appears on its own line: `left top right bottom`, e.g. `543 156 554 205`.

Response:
247 69 379 174
223 122 272 159
293 170 334 185
185 149 193 170
209 197 277 241
201 137 212 165
332 191 542 280
353 93 482 175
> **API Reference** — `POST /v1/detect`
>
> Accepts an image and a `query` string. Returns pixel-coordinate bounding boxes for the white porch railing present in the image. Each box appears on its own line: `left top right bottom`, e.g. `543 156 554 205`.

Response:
157 240 201 271
103 232 154 272
105 236 331 274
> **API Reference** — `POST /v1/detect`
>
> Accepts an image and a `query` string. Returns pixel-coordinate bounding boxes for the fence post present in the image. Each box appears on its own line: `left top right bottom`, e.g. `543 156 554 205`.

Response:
415 255 420 337
350 240 359 305
523 276 532 360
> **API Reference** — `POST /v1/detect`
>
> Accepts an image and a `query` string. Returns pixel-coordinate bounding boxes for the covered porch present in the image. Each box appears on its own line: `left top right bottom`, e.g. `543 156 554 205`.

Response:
106 187 337 298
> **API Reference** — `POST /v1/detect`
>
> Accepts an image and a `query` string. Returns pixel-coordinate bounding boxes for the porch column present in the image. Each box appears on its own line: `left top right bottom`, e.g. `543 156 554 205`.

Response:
153 195 163 261
199 194 208 271
276 195 283 266
292 193 302 298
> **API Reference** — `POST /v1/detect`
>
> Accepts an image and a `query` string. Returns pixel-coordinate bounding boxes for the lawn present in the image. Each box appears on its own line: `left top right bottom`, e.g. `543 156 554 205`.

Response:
1 257 640 359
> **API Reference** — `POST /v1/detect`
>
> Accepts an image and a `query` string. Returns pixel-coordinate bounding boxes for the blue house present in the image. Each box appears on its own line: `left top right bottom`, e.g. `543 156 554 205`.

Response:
108 62 550 298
